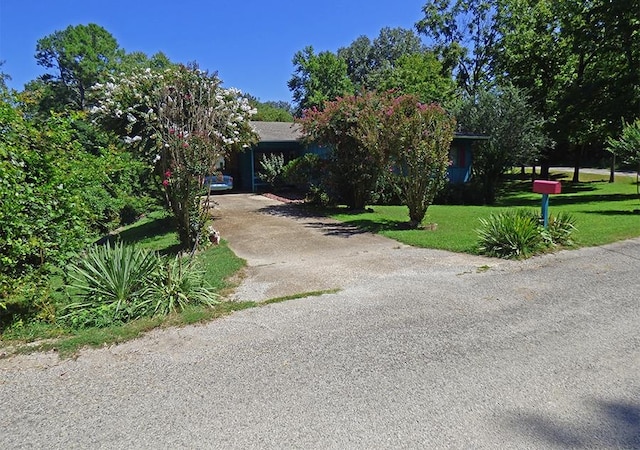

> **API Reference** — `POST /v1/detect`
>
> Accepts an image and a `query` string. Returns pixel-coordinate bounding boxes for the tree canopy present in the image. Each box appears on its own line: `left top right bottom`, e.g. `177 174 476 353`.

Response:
35 23 123 110
288 46 354 115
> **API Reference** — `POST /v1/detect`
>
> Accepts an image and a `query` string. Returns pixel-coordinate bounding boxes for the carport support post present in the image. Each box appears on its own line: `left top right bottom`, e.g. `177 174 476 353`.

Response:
541 193 550 229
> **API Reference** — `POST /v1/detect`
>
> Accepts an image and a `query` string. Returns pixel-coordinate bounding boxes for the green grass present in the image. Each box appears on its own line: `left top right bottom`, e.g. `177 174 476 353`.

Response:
0 212 248 357
1 210 340 358
108 210 181 253
4 171 638 356
331 171 640 253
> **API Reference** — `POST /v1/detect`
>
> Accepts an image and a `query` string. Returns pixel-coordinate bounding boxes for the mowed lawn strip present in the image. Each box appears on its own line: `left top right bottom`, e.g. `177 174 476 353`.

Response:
331 171 640 253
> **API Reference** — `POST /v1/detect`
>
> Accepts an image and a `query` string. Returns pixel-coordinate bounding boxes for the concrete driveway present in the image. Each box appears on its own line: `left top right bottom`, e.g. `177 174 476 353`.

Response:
1 194 639 449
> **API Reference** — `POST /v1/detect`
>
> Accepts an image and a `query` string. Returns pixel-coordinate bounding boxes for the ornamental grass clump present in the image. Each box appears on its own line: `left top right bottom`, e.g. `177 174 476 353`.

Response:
547 212 577 246
477 209 576 259
63 241 159 327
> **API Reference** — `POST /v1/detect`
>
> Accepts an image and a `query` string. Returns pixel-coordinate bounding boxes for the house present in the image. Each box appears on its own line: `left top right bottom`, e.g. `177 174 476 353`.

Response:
228 121 321 192
226 121 486 192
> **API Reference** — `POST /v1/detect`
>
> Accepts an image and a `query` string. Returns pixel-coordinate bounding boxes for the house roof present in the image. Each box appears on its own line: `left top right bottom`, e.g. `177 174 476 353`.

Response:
249 121 487 143
251 121 302 142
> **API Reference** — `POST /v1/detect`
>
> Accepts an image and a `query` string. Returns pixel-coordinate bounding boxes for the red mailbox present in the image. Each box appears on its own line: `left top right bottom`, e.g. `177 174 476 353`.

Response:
533 180 561 194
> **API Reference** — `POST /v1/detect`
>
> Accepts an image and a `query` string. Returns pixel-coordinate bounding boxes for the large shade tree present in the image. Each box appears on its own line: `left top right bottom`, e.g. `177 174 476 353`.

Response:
416 0 499 96
35 23 123 110
492 0 640 179
288 46 354 115
455 84 548 204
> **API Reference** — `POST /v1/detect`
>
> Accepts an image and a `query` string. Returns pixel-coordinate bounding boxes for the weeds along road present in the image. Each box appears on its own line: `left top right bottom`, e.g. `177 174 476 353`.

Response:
1 194 639 449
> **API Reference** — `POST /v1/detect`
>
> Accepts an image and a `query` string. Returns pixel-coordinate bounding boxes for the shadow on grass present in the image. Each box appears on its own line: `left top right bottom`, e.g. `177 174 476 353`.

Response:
114 215 173 242
257 203 410 237
582 209 640 216
102 214 183 256
499 193 638 208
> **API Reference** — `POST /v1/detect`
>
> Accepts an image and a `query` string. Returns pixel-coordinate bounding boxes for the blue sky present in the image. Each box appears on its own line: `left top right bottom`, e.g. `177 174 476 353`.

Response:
0 0 428 102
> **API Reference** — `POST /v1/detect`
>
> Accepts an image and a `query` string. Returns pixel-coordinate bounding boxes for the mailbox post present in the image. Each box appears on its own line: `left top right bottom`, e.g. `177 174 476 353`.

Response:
532 180 561 228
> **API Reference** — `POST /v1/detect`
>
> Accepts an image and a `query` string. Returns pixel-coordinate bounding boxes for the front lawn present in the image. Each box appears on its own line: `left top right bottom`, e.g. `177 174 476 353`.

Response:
331 171 640 253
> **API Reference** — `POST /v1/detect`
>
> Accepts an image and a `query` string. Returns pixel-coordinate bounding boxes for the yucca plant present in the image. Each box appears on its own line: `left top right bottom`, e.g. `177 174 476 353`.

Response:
63 241 159 326
142 254 219 316
477 209 546 259
547 212 577 246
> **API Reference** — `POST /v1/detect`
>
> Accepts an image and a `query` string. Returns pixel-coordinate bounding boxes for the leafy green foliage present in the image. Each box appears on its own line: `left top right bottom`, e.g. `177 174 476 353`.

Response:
299 91 457 220
35 23 123 110
0 91 156 292
547 211 576 247
377 52 456 104
381 95 456 227
288 46 354 114
282 153 323 188
337 27 426 91
607 119 640 168
144 255 219 316
248 98 294 122
63 241 160 327
477 208 575 259
298 92 388 209
417 0 498 96
455 84 548 204
1 100 89 282
94 63 258 250
257 153 286 190
494 0 640 168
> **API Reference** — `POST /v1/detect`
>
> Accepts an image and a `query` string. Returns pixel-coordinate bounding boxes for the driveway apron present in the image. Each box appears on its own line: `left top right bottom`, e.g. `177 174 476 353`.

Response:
210 193 494 301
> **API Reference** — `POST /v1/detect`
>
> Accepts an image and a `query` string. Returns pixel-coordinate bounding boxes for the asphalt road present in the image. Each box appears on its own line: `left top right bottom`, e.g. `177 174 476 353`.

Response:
1 194 639 449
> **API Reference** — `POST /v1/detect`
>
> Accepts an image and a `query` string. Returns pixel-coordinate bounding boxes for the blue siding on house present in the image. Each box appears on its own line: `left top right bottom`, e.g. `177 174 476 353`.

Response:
448 137 475 184
235 134 484 192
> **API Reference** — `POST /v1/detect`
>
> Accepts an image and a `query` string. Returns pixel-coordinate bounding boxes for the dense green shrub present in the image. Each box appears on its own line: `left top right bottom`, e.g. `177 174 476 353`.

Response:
435 181 485 205
1 91 156 306
1 101 93 282
298 92 389 210
380 96 455 226
143 255 218 316
547 212 576 246
282 153 322 188
477 209 576 259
